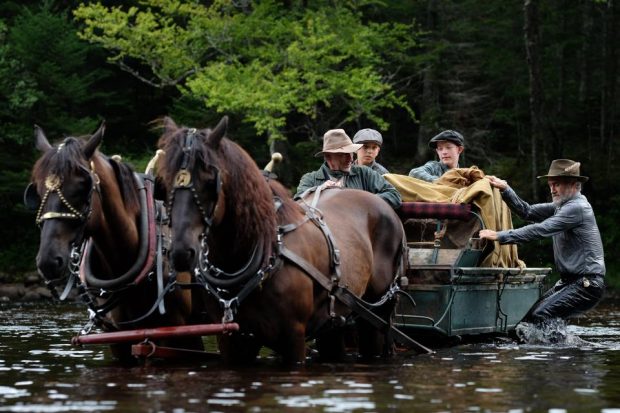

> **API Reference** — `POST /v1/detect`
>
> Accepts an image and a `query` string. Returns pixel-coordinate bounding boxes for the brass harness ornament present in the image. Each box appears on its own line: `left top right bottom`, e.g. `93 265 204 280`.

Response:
35 163 98 225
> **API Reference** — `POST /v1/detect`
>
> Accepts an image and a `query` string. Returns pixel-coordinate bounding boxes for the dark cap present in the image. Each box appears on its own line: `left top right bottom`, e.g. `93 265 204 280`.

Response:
428 130 465 149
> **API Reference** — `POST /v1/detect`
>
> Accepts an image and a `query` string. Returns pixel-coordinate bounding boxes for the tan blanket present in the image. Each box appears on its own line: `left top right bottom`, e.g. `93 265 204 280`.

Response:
385 167 525 268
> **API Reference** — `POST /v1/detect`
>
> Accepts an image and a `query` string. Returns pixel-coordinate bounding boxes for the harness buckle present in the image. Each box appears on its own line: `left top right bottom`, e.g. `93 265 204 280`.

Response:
333 248 341 265
329 294 337 318
220 298 238 323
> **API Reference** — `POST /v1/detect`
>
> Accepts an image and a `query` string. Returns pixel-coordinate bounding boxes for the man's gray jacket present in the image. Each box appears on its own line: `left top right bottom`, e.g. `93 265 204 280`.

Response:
497 187 605 277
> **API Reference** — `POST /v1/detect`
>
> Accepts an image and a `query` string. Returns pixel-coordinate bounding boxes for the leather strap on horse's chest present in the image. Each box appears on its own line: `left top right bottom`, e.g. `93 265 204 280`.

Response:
280 245 332 291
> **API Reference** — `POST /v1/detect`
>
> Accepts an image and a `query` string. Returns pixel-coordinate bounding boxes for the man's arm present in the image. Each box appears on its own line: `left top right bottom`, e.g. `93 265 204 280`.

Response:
483 201 583 244
364 168 402 209
486 176 555 222
294 172 318 199
408 161 442 182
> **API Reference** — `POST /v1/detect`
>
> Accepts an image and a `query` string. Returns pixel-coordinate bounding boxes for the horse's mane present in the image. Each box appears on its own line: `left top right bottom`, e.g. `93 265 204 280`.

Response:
157 124 279 246
107 156 140 214
267 178 305 225
31 136 140 213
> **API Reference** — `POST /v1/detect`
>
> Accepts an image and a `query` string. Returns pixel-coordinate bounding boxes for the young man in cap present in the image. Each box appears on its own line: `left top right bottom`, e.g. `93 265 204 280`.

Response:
294 129 401 209
352 128 389 174
408 130 465 182
479 159 605 325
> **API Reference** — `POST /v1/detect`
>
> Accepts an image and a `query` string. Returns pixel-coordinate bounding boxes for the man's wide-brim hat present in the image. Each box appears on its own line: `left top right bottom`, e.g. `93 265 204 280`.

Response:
314 129 362 157
537 159 589 182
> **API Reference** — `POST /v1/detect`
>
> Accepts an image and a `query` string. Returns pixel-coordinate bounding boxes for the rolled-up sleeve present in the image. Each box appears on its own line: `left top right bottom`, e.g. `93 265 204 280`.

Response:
498 201 581 244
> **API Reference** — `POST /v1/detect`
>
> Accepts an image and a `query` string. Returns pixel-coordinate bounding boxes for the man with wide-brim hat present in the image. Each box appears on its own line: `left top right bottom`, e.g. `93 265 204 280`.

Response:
408 129 465 182
295 129 401 209
479 159 605 338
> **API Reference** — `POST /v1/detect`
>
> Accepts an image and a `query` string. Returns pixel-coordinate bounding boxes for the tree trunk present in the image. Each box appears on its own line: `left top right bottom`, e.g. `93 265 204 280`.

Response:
601 0 617 177
524 0 544 201
418 0 440 165
579 0 594 162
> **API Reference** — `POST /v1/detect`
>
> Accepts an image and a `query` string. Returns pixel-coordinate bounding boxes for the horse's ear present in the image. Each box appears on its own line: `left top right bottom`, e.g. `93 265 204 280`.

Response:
34 125 52 152
83 121 106 159
207 116 228 148
162 116 179 134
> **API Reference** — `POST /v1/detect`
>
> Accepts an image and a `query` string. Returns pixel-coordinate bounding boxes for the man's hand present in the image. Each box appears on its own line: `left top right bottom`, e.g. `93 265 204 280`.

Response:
320 179 343 189
479 229 498 241
486 175 508 190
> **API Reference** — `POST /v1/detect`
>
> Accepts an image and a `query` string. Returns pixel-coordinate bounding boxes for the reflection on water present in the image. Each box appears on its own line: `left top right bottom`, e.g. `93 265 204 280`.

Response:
1 300 620 412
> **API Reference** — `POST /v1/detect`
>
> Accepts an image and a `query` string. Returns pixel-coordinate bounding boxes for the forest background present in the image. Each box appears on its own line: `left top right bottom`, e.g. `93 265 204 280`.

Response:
1 0 619 287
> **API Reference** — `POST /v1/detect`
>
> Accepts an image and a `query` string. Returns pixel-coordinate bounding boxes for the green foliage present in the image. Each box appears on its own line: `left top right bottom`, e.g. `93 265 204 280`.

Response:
0 3 132 274
1 0 619 285
74 0 420 141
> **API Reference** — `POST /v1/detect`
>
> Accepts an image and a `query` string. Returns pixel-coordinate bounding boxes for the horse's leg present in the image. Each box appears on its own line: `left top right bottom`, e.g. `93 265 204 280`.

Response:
217 333 261 365
316 327 347 361
277 321 308 365
358 235 402 359
109 343 138 365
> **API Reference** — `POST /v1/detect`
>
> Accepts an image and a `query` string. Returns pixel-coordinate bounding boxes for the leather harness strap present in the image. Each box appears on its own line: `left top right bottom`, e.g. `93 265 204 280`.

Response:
279 245 332 292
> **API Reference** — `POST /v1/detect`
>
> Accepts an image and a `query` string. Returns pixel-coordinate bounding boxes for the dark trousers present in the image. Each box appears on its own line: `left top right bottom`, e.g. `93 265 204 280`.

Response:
522 275 605 323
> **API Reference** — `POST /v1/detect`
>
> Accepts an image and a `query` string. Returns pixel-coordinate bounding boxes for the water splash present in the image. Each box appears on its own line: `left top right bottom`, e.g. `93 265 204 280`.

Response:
515 319 591 346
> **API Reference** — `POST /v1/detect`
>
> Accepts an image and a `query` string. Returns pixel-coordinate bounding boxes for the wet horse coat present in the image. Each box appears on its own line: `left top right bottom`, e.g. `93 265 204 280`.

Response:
27 125 201 361
156 116 407 364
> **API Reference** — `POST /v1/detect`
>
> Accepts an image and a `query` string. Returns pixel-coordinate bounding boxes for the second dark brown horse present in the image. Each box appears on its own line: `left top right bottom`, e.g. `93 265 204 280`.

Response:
156 116 407 364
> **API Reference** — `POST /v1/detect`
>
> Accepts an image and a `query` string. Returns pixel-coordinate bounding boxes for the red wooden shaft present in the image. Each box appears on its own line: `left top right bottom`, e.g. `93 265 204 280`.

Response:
72 323 239 345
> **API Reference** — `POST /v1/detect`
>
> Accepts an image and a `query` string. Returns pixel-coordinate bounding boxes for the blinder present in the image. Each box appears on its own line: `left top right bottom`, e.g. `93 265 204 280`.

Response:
24 183 41 211
28 165 96 226
168 128 222 228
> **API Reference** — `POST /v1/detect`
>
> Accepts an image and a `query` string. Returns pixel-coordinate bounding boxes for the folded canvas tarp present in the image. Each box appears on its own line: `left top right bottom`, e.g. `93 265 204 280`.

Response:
385 167 525 269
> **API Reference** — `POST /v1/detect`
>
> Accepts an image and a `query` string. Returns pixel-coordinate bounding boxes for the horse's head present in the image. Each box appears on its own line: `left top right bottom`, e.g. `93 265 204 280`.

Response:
157 116 278 276
26 123 105 287
156 116 229 272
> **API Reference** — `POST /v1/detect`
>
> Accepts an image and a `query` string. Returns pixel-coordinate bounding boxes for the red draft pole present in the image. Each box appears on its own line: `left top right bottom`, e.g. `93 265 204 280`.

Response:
72 323 240 346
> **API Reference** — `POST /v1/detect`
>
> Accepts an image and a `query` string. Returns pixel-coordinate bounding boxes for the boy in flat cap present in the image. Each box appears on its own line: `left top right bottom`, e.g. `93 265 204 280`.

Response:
480 159 605 327
408 130 465 182
352 128 389 175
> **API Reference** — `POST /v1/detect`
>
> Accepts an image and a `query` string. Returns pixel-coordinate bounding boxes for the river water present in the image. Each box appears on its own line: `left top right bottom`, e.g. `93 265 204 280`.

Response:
1 298 619 413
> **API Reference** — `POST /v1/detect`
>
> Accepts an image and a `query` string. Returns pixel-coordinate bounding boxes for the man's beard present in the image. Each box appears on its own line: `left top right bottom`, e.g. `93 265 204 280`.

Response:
553 193 574 206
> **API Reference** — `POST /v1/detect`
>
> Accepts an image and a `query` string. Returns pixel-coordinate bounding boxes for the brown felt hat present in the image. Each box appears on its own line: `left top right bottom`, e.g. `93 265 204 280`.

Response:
537 159 589 182
314 129 362 157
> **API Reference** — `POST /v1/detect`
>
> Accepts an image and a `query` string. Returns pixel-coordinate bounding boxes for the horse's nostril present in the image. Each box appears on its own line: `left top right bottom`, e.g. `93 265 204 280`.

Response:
171 247 197 272
37 254 66 279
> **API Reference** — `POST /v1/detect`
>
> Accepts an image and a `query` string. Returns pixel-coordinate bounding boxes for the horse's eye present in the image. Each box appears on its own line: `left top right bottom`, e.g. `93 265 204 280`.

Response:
203 179 218 193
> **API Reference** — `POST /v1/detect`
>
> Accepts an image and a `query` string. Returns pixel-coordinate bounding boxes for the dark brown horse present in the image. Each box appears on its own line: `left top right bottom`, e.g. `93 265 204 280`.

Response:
26 124 202 361
156 116 408 364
